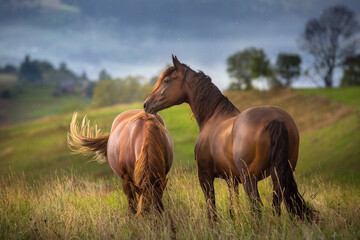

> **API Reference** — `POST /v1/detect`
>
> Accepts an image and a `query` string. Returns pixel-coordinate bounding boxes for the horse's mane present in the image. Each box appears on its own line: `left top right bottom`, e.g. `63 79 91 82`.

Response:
189 71 238 124
132 112 167 191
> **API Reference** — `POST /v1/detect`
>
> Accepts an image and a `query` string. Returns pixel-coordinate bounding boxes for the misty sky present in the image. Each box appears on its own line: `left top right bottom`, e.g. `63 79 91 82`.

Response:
1 0 359 89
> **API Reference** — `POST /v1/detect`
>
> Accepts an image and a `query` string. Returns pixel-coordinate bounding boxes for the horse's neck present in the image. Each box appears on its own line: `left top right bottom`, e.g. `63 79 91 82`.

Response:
187 78 239 129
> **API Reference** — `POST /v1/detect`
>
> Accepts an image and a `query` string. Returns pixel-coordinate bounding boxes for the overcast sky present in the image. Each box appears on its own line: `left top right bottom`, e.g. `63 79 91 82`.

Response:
1 0 359 89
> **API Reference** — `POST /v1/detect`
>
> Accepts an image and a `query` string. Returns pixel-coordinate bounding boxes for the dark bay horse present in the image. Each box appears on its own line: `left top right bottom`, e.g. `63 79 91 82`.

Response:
68 110 174 215
144 56 314 222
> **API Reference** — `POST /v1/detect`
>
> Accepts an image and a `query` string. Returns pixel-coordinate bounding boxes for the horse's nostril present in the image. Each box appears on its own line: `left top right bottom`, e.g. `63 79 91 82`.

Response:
143 102 147 109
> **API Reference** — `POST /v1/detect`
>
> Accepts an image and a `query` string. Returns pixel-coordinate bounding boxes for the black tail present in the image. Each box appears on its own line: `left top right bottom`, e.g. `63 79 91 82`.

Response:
266 119 314 221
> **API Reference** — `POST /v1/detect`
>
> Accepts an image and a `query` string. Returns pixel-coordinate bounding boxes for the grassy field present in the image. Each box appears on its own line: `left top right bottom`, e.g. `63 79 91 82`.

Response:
296 87 360 182
0 83 92 126
1 168 359 239
297 87 360 111
0 88 359 239
0 73 17 85
0 88 357 178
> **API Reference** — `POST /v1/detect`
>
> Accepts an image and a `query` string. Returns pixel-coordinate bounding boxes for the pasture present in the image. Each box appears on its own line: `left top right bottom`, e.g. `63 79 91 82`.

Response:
0 88 359 239
0 84 91 126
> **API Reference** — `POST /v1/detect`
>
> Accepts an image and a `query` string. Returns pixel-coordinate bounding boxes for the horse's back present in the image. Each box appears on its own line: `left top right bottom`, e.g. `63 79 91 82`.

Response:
110 109 166 132
232 106 299 179
107 109 172 179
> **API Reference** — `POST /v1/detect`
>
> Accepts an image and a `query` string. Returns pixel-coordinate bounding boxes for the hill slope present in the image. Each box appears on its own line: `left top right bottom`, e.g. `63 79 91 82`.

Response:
0 83 91 126
0 88 358 183
1 87 360 239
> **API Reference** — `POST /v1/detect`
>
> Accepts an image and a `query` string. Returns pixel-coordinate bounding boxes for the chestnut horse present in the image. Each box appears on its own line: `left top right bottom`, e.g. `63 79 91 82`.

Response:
144 56 314 222
68 110 174 215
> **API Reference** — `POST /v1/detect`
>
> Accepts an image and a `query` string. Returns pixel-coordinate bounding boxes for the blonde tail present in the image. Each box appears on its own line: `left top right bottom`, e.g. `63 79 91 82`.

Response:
67 112 109 163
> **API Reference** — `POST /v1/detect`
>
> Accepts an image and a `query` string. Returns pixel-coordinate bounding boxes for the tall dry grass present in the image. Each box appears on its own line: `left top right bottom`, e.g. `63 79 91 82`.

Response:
1 167 359 239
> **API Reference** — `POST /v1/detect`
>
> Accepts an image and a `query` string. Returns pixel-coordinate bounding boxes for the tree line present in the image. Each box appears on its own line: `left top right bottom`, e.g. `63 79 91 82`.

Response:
0 55 82 84
0 55 153 107
2 4 359 107
227 4 360 90
93 76 152 107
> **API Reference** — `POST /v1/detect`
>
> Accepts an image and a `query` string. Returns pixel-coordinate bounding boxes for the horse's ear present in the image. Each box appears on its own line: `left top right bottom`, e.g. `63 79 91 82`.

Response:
172 55 183 71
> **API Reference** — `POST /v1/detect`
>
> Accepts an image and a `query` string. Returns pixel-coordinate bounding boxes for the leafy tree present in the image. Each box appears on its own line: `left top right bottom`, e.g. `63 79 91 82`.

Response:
93 76 148 107
1 64 17 74
276 54 301 87
34 60 54 73
266 68 283 89
43 62 78 83
59 62 68 72
121 76 142 103
16 56 80 85
93 79 118 107
58 62 78 80
18 55 42 83
249 50 271 78
139 83 152 100
98 69 112 81
85 81 96 98
299 5 360 87
340 54 360 86
227 47 271 90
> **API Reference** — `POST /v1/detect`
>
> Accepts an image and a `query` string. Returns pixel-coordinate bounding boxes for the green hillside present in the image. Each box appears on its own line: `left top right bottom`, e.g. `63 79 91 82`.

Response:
0 84 91 126
1 88 360 239
295 87 360 183
299 115 360 183
0 88 358 183
297 87 360 111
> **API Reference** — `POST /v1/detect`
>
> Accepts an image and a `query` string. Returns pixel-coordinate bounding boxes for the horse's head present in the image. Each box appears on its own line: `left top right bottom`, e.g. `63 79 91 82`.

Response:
144 55 191 114
136 178 168 215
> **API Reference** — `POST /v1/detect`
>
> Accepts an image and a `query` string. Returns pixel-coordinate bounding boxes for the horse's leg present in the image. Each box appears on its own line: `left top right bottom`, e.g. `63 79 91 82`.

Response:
122 177 137 215
198 170 216 224
241 170 263 216
227 179 239 219
271 170 282 216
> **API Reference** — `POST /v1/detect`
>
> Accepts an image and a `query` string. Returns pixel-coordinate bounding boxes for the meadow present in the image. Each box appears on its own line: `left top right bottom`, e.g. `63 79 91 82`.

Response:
0 88 359 239
0 83 91 126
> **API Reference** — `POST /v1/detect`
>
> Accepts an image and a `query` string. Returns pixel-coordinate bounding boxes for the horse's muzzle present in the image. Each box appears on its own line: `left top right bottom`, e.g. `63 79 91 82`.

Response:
143 101 157 114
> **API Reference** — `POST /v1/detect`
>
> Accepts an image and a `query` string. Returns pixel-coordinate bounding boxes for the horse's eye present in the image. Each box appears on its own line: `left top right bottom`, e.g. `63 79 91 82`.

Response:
164 78 170 83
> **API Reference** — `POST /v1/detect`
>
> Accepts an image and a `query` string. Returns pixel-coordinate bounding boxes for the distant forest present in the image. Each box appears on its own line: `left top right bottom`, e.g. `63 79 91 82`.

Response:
0 55 154 108
1 5 359 107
